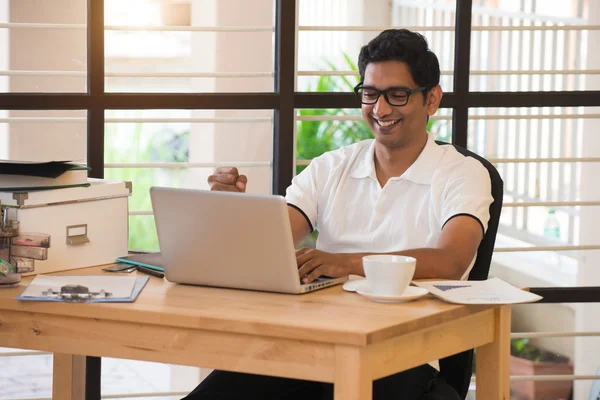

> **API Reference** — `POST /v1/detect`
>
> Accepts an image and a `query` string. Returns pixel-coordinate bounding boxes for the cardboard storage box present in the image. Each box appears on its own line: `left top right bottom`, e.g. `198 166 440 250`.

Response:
0 179 131 275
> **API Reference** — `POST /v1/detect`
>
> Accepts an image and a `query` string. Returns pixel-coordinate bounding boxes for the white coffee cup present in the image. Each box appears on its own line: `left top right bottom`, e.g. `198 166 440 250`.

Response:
362 255 417 296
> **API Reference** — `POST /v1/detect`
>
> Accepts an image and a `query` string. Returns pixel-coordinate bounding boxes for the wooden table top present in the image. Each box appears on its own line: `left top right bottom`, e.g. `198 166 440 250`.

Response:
0 266 494 346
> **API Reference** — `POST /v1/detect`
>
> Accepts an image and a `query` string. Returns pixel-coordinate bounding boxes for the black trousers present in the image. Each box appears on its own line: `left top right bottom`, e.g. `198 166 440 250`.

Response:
182 364 441 400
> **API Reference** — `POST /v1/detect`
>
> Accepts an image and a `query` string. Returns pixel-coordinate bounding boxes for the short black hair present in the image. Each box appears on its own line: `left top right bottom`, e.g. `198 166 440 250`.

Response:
358 29 440 94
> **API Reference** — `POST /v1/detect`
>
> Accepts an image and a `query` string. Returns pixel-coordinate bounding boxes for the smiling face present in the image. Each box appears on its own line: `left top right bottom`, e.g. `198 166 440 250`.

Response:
361 60 441 148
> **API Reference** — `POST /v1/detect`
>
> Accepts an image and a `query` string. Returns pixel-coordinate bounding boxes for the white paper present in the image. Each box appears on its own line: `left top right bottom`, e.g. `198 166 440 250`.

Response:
20 275 138 299
412 278 542 304
0 159 80 164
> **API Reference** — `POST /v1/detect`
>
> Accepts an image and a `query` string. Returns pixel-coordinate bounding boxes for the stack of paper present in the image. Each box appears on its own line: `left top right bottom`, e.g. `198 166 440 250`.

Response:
413 278 542 304
0 160 90 191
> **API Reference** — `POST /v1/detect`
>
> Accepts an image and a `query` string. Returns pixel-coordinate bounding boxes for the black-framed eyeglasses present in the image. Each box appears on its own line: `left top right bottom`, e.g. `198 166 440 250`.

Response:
353 83 428 106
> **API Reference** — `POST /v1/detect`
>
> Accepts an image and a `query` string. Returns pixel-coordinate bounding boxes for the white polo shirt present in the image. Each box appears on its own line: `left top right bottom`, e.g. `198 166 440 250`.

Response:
285 134 493 280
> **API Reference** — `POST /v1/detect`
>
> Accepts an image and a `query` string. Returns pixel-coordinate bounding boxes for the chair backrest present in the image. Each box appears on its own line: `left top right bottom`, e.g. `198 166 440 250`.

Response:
435 141 504 399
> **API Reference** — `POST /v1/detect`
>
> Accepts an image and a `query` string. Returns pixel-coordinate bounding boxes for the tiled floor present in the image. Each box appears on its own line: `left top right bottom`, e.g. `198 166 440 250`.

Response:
0 352 193 400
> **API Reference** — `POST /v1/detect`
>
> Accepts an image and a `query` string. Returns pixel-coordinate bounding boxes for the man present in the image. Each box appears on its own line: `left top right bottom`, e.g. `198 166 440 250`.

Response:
184 29 493 400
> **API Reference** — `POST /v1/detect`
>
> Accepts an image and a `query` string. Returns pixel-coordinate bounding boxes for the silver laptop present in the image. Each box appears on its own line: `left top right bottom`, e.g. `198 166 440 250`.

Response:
150 187 347 294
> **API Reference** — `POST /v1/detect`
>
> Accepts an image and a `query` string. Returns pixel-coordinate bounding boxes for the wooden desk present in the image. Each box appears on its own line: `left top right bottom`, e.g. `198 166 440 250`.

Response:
0 267 510 400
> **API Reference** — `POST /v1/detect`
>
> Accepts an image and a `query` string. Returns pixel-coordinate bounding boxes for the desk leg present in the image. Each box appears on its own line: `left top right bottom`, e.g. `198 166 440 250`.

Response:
52 353 86 400
334 345 372 400
476 305 511 400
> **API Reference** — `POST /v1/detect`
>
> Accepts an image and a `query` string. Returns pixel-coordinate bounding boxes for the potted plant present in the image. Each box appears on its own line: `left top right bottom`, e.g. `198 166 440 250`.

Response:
510 338 573 400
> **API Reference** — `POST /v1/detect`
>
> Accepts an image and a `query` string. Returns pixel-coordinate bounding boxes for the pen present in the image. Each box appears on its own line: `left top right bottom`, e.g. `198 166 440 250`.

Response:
136 265 165 278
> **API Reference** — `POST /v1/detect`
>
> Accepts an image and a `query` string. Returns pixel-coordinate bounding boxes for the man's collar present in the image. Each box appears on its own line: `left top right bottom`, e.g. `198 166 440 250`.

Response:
349 140 377 179
350 135 444 184
401 135 444 184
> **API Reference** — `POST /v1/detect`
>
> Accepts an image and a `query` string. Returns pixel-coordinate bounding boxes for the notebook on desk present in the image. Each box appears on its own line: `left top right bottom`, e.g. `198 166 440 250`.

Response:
116 252 165 272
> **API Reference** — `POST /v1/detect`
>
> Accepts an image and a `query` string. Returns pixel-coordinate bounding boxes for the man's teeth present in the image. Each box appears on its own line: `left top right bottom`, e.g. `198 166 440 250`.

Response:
378 120 399 127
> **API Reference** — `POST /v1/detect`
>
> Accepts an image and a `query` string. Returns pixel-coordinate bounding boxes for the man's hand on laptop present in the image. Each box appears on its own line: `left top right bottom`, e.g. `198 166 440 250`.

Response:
296 248 359 283
207 167 248 192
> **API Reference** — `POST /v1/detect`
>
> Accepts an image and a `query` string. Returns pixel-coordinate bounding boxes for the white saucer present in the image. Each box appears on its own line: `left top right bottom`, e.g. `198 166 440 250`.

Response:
343 278 367 292
351 280 429 303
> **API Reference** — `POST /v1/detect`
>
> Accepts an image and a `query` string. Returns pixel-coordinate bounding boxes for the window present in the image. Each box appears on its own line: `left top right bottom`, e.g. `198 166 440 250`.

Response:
104 0 275 93
0 0 599 399
0 0 87 93
105 108 273 250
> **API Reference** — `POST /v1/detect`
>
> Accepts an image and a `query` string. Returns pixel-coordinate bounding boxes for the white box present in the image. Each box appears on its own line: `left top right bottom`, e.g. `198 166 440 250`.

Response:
0 179 131 275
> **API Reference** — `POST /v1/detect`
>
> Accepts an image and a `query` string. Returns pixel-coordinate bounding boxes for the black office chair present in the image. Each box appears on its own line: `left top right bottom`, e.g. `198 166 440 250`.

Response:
420 142 504 400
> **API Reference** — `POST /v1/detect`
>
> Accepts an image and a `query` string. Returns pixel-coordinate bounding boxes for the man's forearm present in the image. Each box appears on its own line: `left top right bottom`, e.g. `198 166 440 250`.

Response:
346 248 467 280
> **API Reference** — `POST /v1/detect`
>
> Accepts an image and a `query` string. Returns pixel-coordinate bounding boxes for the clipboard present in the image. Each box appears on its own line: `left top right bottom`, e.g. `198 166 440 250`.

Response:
16 275 149 303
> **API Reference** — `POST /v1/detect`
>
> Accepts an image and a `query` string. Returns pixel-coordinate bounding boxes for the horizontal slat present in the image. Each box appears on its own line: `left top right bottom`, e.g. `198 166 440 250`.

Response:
7 115 598 124
511 375 600 382
105 161 270 168
5 69 598 78
297 70 358 76
129 206 600 216
105 25 273 32
0 22 86 30
494 245 600 252
299 25 455 31
296 115 599 121
106 117 271 123
296 115 363 121
471 69 600 75
296 115 453 121
131 205 598 215
0 117 271 123
2 22 598 33
1 391 189 400
298 70 600 76
512 331 600 339
3 397 50 400
298 25 600 32
105 72 273 78
129 211 153 216
0 71 272 78
0 350 50 356
473 25 600 31
469 375 600 383
489 157 600 163
0 117 86 123
503 201 600 207
0 70 86 77
469 114 600 120
296 158 600 166
0 23 274 32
